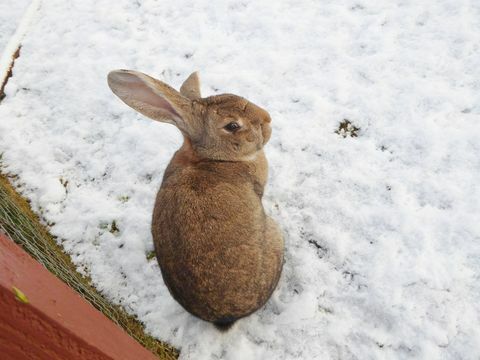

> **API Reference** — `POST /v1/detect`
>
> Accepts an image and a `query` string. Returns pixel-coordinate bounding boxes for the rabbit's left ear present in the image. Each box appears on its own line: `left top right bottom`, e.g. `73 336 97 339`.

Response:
180 72 201 100
107 69 193 132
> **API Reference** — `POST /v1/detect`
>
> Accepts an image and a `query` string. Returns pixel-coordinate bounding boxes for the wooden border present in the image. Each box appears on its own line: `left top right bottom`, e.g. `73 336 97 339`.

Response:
0 232 157 360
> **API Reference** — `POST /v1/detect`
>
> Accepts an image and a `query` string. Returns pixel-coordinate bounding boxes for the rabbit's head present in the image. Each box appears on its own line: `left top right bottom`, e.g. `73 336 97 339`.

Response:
108 70 271 161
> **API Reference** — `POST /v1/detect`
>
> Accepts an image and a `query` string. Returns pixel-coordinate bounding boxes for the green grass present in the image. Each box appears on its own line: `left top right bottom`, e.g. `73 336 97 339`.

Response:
0 171 178 359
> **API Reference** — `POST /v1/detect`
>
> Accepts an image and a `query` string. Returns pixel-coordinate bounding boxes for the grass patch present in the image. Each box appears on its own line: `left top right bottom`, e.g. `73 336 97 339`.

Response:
147 250 157 261
0 172 178 359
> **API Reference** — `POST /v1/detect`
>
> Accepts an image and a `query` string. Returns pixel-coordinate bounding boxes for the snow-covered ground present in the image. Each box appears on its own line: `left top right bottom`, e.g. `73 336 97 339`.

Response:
0 0 30 53
1 0 480 358
0 0 33 86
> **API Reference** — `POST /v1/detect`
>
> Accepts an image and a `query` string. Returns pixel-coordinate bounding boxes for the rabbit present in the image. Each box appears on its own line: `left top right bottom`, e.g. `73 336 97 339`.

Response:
107 69 284 329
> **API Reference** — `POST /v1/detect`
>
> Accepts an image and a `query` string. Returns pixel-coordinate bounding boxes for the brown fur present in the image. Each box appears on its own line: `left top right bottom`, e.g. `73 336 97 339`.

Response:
107 70 284 325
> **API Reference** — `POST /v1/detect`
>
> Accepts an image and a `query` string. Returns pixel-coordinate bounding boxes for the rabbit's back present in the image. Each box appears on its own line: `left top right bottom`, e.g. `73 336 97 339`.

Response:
152 153 278 321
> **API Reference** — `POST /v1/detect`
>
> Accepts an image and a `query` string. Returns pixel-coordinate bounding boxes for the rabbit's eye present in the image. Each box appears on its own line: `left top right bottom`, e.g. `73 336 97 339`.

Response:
224 122 240 132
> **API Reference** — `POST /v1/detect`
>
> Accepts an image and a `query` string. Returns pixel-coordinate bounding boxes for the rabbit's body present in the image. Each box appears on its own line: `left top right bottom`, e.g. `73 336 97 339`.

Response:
107 70 284 328
153 138 283 323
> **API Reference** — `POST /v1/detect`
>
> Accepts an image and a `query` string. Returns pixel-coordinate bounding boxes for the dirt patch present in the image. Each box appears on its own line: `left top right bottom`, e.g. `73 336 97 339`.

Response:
335 119 360 138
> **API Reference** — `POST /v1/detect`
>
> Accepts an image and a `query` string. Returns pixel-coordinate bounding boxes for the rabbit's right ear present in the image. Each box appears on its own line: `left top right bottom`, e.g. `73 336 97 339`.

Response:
107 70 193 132
180 72 201 100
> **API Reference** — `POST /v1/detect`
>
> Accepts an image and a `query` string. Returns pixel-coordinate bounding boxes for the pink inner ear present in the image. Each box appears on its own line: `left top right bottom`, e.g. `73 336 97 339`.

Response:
129 77 181 118
110 71 181 119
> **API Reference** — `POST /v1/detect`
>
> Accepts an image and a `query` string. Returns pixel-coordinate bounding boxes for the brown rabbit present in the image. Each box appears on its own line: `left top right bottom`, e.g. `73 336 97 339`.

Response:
107 70 284 329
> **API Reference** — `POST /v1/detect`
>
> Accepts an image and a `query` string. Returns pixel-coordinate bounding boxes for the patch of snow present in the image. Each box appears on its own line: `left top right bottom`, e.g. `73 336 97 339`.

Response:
0 0 479 359
0 0 40 85
0 0 31 53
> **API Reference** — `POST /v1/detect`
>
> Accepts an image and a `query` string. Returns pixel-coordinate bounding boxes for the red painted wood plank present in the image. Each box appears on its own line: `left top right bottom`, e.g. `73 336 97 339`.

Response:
0 232 157 360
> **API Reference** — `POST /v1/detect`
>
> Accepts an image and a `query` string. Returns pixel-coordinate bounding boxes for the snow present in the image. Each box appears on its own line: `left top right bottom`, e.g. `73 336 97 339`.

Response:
0 0 30 54
0 0 39 85
1 0 480 358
